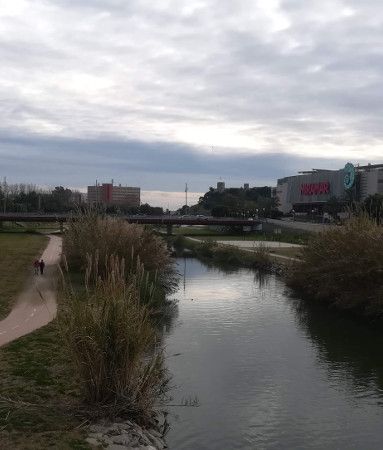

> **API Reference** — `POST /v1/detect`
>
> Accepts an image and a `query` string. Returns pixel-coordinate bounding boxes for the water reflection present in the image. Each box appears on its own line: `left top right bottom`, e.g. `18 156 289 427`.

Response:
165 258 383 450
253 267 271 289
290 294 383 398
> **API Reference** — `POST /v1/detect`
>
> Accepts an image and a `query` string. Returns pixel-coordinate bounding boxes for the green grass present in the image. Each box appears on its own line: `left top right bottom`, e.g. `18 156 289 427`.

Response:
171 225 309 245
0 324 90 449
172 235 283 271
173 226 224 236
0 218 174 448
267 247 302 259
0 232 88 448
0 233 48 319
0 222 61 233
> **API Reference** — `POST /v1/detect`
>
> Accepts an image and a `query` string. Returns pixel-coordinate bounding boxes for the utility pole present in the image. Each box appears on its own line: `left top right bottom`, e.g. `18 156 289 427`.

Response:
95 179 98 208
3 177 7 213
185 183 188 211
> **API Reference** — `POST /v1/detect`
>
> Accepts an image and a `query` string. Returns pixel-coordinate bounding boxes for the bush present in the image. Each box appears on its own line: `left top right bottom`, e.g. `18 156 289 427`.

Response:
59 213 177 423
64 211 176 303
59 254 170 422
253 242 272 267
196 240 218 258
286 216 383 317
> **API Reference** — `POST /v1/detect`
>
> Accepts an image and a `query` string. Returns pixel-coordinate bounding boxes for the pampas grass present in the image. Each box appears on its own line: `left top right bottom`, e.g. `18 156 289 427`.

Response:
287 215 383 317
59 254 170 422
59 212 176 422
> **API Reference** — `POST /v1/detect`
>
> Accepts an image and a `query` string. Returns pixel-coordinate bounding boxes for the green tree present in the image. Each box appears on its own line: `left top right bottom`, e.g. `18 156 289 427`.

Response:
324 196 344 220
364 194 383 224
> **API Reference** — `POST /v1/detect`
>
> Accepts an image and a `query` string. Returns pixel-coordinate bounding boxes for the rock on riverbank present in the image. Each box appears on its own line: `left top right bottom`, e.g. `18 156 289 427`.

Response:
86 411 168 449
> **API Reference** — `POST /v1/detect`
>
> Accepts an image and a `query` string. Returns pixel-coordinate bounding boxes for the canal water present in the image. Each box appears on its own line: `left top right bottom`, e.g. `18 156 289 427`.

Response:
164 258 383 450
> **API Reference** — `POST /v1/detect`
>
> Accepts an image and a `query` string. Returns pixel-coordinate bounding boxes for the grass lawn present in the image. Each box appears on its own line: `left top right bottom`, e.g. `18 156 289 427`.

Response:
173 226 222 236
263 247 302 259
0 233 48 319
0 222 61 234
0 232 90 448
0 324 90 449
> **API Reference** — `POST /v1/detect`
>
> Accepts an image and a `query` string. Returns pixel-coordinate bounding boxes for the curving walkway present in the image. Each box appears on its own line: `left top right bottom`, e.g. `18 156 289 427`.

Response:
0 235 62 347
188 237 302 262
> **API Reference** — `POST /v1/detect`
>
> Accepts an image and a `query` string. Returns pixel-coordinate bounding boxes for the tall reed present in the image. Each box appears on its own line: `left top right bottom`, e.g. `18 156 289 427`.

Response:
286 216 383 317
59 254 170 421
64 211 176 303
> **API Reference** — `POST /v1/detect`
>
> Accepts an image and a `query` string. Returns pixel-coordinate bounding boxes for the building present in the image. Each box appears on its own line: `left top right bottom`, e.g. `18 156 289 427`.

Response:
70 191 86 205
216 181 225 193
276 163 383 214
87 182 140 208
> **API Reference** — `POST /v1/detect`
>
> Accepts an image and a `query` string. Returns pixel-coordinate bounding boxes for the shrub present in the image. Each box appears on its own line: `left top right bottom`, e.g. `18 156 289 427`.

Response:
213 246 241 265
196 240 218 258
64 211 176 302
286 216 383 317
253 242 272 267
59 254 170 422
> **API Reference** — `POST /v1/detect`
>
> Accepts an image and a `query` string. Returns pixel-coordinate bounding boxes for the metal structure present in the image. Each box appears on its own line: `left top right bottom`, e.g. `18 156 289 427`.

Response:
0 213 260 235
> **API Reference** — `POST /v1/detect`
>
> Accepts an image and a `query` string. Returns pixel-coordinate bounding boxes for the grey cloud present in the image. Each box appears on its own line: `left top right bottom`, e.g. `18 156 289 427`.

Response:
0 0 382 189
0 132 365 191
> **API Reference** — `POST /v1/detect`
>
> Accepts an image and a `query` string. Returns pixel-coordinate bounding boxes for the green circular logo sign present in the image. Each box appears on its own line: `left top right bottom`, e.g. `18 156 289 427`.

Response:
344 162 355 190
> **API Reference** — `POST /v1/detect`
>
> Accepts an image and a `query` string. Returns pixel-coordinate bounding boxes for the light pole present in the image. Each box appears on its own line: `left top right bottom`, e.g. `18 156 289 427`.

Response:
185 183 188 212
3 177 7 213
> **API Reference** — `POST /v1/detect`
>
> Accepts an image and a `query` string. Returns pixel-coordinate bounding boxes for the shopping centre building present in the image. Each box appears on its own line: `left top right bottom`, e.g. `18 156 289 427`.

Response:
276 163 383 214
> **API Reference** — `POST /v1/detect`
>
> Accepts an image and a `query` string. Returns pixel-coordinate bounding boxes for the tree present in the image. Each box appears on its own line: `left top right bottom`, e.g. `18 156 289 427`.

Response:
364 194 383 225
324 196 344 220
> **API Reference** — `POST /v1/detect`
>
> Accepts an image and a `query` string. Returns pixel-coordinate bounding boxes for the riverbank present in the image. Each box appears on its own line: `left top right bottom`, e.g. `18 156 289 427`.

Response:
0 235 61 347
0 219 175 449
171 218 383 321
0 233 48 319
171 235 287 274
60 215 176 446
286 216 383 319
0 234 90 447
0 321 168 449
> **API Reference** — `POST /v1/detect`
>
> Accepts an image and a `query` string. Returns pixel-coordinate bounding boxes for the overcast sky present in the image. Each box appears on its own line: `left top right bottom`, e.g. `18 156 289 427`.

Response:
1 0 382 207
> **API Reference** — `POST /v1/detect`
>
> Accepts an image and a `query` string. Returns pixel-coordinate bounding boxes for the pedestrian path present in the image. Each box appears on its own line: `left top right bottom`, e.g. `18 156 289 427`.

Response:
188 237 302 262
0 235 62 347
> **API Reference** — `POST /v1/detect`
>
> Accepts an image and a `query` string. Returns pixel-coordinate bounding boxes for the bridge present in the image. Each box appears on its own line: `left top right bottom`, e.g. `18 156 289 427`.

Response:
0 213 261 235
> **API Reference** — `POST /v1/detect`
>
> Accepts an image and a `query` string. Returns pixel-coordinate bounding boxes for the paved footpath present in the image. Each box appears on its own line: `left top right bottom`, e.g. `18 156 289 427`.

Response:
188 238 302 262
213 239 302 249
0 235 62 347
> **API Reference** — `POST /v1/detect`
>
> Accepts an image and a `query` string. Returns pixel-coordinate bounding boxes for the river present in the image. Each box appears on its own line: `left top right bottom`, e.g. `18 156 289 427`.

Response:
164 257 383 449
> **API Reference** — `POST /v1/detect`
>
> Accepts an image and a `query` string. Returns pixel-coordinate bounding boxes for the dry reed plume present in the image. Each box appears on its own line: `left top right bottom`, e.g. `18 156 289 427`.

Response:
64 210 176 302
287 216 383 317
59 254 170 422
59 213 176 422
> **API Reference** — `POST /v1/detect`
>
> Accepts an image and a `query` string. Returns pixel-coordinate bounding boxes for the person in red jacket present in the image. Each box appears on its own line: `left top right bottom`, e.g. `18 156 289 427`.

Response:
33 259 40 275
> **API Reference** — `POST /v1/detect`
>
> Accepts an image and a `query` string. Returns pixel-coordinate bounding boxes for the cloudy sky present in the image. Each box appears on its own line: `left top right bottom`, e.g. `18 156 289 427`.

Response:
1 0 382 207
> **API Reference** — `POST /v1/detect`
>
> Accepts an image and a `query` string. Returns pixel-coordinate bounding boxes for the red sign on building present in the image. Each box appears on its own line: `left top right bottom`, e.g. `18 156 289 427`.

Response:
300 182 330 196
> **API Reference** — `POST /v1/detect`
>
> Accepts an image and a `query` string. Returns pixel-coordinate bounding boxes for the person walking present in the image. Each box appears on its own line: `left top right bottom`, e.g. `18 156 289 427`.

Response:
39 259 45 275
33 259 40 275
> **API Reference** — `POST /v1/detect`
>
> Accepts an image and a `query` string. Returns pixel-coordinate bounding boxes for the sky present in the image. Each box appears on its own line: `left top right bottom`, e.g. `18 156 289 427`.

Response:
0 0 382 208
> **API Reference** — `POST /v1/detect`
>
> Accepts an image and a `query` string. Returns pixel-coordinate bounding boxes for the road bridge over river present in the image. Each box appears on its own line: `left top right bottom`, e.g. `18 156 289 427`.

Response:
0 213 261 234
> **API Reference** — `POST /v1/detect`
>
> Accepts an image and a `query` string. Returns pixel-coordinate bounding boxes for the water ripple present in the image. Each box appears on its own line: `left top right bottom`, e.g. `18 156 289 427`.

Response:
165 258 383 450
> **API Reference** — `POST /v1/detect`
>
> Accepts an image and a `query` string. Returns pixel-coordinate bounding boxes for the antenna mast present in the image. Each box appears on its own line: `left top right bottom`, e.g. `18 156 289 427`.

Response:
185 183 188 209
